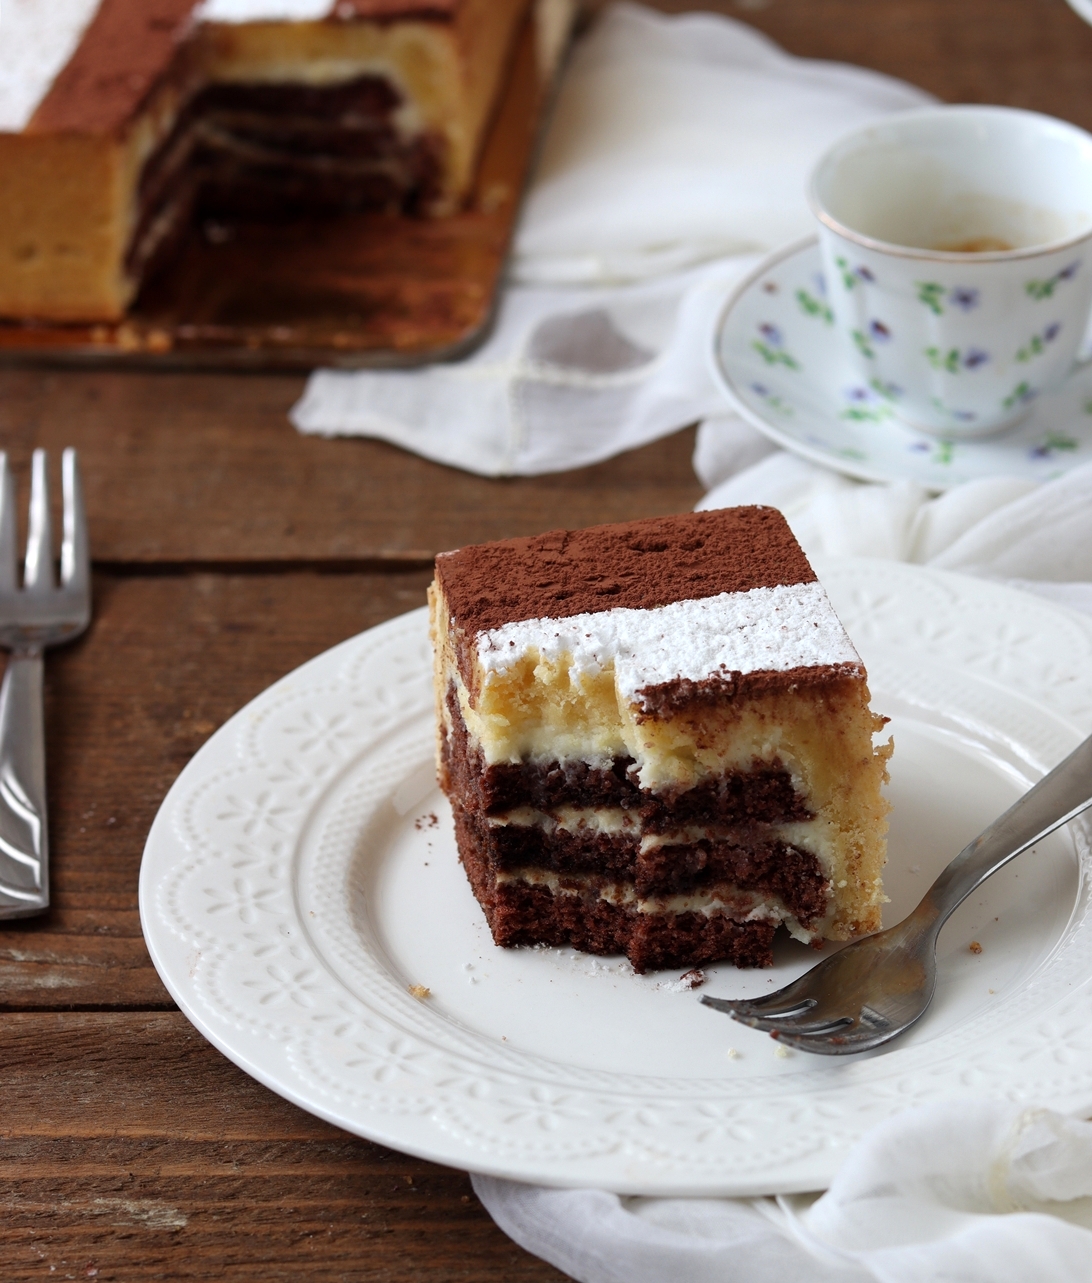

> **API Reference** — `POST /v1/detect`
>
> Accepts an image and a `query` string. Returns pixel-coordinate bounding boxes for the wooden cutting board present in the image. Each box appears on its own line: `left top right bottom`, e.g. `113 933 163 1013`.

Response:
0 4 566 371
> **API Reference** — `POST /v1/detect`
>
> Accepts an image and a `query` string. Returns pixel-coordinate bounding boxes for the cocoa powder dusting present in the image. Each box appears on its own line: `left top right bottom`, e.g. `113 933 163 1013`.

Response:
435 507 816 637
29 0 200 135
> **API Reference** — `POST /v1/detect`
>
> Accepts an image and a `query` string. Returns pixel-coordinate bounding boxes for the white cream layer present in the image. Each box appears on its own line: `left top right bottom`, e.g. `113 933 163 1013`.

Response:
0 0 102 131
489 806 639 835
496 867 827 944
476 581 860 710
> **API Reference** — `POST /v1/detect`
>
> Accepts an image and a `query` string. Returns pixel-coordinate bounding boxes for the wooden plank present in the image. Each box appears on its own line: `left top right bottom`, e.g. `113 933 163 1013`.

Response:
0 1012 568 1282
1 570 433 1007
601 0 1092 129
0 368 704 564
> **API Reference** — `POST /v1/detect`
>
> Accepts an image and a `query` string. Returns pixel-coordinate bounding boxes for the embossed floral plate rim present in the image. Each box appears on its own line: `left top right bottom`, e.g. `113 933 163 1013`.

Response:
710 236 1092 489
139 559 1092 1196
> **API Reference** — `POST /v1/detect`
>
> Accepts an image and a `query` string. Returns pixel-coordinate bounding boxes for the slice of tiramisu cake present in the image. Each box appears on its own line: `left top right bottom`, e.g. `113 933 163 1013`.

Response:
0 0 530 321
429 506 891 972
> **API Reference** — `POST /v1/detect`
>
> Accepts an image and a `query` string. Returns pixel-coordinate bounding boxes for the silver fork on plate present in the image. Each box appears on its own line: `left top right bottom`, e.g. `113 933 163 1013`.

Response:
0 450 90 918
701 729 1092 1055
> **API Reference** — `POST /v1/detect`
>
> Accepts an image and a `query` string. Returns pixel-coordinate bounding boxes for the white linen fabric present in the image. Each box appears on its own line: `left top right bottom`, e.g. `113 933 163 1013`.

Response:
473 1101 1092 1283
290 3 932 472
695 425 1092 616
294 260 758 476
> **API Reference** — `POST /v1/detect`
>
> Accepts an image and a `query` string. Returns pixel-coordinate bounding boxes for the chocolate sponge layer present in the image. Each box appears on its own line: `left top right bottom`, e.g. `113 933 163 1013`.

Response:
442 687 831 950
455 806 780 973
472 813 829 921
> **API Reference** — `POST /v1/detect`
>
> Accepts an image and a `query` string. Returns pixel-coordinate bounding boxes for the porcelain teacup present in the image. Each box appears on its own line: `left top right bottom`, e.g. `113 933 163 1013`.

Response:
809 106 1092 437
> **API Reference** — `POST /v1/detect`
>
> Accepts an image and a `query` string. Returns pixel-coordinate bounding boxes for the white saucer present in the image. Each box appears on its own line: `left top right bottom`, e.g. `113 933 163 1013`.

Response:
711 237 1092 488
140 561 1092 1196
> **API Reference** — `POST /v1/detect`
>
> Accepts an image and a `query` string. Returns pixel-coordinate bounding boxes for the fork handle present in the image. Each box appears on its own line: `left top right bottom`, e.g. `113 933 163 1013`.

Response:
920 729 1092 931
0 652 49 918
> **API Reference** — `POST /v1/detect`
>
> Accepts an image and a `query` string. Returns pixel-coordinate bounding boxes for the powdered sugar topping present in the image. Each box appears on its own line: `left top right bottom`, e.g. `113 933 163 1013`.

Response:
193 0 334 18
0 0 102 131
476 581 860 706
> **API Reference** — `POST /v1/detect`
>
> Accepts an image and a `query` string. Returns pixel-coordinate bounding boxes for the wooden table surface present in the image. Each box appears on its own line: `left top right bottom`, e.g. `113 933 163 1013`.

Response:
3 2 1092 1277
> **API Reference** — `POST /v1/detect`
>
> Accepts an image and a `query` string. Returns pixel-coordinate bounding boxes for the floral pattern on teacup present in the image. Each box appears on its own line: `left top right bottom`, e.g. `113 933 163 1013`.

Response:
928 396 978 424
851 329 875 359
725 240 1092 482
840 385 892 422
749 382 794 416
849 322 896 359
915 282 981 316
752 323 800 369
924 346 990 373
1002 380 1038 411
869 377 903 401
1025 261 1080 300
907 437 957 465
916 282 945 314
1029 432 1079 459
834 256 875 289
796 288 833 324
1015 322 1062 362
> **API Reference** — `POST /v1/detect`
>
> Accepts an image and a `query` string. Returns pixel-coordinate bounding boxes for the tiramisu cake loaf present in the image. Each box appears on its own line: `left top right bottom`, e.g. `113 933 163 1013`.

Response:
430 507 891 973
0 0 530 321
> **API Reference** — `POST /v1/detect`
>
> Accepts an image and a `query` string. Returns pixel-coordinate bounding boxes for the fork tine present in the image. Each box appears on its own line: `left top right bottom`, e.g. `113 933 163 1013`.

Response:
701 994 817 1020
0 454 16 594
60 449 88 592
23 450 54 593
750 1015 855 1037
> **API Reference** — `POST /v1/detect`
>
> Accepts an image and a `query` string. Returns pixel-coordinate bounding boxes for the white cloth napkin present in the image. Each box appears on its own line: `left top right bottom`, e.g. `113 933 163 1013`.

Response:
695 425 1092 615
473 1100 1092 1283
290 3 932 472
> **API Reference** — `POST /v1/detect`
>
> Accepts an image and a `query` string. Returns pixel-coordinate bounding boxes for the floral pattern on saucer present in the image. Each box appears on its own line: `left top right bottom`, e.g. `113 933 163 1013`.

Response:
711 238 1092 490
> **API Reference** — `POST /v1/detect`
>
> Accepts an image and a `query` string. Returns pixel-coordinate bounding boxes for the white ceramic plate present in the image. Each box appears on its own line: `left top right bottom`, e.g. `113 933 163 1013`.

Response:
710 237 1092 488
140 560 1092 1196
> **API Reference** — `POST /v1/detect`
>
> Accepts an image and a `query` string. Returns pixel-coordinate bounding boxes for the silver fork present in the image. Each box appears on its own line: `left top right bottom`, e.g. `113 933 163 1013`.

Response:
0 450 90 918
701 729 1092 1055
